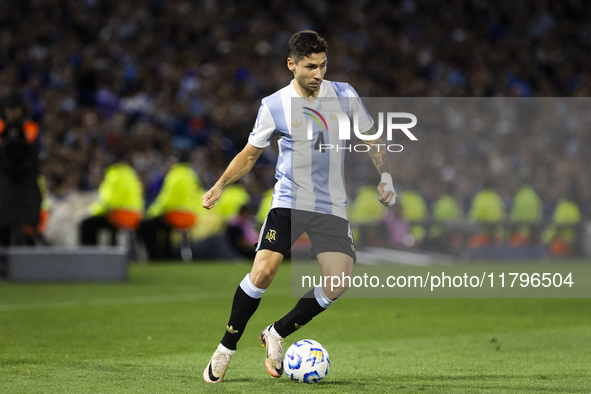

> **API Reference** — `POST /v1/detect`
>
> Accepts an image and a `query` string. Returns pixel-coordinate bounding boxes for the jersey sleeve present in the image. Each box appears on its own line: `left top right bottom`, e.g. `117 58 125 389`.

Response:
347 84 374 134
248 99 277 148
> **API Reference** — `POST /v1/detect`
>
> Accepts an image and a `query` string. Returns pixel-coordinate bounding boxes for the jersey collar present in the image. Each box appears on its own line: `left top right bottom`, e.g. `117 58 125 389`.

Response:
289 79 325 109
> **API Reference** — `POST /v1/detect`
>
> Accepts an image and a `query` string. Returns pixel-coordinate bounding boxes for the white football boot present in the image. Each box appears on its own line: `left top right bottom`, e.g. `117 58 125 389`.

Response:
259 324 285 378
203 344 234 383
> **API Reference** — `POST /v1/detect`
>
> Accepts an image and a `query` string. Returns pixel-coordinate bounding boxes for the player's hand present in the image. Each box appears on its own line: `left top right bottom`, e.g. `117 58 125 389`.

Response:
202 187 222 210
377 182 397 207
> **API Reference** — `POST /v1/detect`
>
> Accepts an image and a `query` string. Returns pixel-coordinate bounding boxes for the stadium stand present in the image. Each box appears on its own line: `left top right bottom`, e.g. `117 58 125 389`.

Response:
1 0 590 257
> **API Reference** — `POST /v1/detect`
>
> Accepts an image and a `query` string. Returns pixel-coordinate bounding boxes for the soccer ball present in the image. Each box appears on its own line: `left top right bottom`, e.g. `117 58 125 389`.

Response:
283 339 330 383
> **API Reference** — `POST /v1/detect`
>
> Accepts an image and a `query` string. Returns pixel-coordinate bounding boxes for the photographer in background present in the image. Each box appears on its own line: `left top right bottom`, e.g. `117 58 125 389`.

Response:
0 94 42 246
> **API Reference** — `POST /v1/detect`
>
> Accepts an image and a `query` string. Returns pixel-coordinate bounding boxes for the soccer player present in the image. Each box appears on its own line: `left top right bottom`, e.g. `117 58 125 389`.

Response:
202 30 396 383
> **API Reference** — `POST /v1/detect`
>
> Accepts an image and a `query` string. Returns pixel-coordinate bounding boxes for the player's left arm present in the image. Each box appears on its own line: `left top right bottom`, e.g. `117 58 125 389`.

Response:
362 126 397 207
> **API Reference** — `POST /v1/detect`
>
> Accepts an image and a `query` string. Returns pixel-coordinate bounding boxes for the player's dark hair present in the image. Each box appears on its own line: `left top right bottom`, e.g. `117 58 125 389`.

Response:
288 31 327 63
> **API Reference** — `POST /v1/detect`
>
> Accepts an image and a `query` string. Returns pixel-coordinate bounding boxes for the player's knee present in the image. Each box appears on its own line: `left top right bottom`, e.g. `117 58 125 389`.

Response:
341 280 351 293
335 283 350 297
323 283 349 300
250 265 275 287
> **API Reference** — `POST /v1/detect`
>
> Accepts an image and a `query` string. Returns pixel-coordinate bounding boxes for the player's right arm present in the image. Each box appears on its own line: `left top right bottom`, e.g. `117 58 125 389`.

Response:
202 142 264 210
203 98 276 210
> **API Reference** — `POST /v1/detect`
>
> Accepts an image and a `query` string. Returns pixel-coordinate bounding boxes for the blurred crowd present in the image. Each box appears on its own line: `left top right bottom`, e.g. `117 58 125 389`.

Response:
0 0 590 254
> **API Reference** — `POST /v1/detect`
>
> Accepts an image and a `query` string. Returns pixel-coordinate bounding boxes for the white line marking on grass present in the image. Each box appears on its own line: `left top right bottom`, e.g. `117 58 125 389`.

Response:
357 247 453 266
0 290 289 312
0 293 226 311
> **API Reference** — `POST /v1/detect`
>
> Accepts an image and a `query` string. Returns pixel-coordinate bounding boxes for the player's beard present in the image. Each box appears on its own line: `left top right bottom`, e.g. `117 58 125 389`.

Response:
307 80 321 91
297 75 321 94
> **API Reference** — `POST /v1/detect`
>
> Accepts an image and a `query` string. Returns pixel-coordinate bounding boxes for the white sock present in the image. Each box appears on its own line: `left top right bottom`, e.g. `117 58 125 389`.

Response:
239 273 266 299
217 343 235 355
270 325 283 338
314 286 336 309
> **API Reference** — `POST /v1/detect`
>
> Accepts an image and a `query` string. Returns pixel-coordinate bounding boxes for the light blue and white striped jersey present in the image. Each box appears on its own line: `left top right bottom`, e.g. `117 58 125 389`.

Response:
249 79 373 219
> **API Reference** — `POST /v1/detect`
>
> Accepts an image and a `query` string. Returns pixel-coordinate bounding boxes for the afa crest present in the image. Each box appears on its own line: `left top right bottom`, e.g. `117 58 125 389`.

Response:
265 229 277 244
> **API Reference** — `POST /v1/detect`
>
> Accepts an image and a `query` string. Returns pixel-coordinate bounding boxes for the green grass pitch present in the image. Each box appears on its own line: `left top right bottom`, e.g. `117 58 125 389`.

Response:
1 261 590 393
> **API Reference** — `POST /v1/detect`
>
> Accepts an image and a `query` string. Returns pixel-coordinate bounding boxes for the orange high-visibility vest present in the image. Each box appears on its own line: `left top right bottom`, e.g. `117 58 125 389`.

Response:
0 119 39 143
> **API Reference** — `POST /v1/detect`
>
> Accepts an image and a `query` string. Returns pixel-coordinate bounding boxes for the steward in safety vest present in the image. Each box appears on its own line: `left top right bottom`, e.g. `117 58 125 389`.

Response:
508 184 542 246
138 149 202 260
398 188 429 246
80 152 144 245
468 183 506 247
542 198 581 256
427 183 462 252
